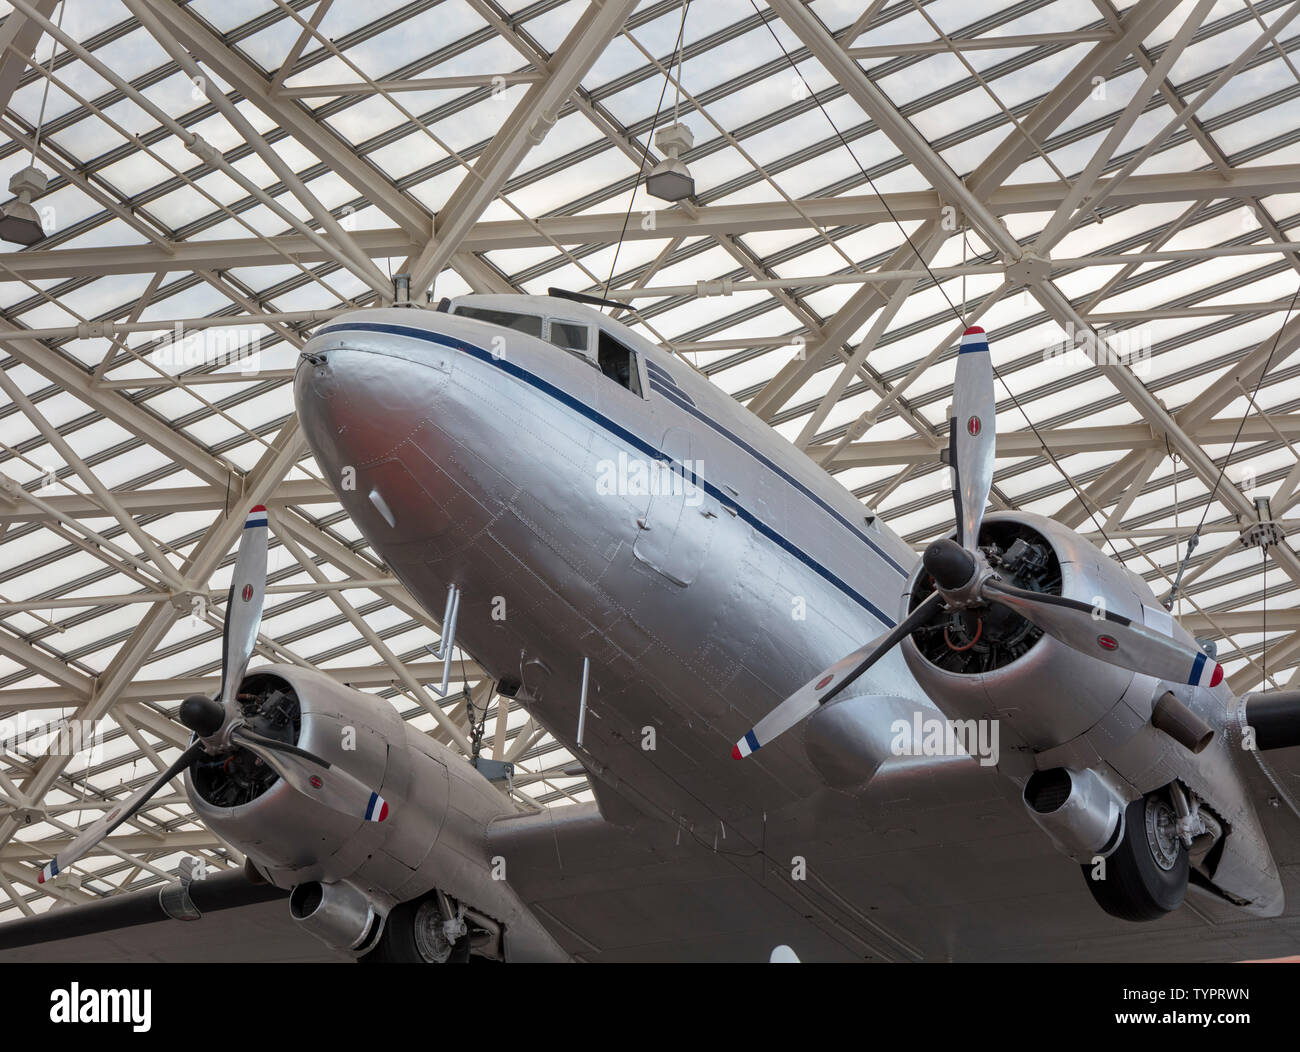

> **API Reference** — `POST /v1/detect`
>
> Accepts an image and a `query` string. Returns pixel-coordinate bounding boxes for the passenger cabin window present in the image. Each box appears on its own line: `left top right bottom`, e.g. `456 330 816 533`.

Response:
456 306 542 338
598 330 642 396
547 319 589 355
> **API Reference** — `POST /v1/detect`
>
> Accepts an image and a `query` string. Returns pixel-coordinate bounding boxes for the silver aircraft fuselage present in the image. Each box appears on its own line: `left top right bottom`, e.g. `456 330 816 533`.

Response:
293 297 1282 925
295 299 934 834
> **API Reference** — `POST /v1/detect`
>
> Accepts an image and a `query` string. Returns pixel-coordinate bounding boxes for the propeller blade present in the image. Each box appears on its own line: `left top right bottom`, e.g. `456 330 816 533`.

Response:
230 727 389 822
39 741 205 884
733 591 942 758
219 504 269 712
951 326 994 552
983 580 1224 689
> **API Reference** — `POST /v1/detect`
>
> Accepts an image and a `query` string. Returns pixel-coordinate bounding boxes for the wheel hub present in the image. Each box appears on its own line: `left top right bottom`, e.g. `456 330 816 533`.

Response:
1144 796 1181 871
412 899 454 963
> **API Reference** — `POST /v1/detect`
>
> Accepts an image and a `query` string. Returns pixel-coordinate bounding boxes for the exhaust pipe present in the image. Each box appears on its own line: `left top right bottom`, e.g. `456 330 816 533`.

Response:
1023 767 1126 862
1151 691 1215 754
289 881 382 955
1242 690 1300 751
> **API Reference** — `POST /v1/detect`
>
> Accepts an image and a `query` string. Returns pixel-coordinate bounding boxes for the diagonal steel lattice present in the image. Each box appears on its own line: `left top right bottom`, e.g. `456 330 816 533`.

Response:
0 0 1297 918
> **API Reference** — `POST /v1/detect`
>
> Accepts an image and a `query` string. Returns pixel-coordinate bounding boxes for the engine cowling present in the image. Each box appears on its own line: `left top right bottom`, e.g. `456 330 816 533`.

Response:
183 663 568 960
900 510 1159 752
185 664 451 900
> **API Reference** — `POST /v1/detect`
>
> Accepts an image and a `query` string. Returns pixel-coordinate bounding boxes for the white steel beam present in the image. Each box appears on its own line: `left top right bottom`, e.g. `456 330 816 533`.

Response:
3 166 1297 281
845 31 1115 58
139 0 431 239
821 416 1300 468
407 0 640 292
749 0 1181 421
0 0 58 113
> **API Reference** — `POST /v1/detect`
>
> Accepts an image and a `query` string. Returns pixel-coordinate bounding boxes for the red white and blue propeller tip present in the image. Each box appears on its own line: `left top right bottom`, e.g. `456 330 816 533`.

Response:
959 325 988 352
365 791 389 823
245 504 268 528
1187 649 1224 689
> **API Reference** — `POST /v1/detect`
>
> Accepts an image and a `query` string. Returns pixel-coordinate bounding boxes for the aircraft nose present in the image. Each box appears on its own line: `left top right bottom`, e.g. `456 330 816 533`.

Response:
294 344 446 468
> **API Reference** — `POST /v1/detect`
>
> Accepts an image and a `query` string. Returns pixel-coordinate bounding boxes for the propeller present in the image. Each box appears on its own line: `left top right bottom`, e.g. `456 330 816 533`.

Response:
732 325 1221 760
733 592 941 758
229 725 388 822
950 327 995 554
38 505 387 885
39 741 205 884
218 503 269 713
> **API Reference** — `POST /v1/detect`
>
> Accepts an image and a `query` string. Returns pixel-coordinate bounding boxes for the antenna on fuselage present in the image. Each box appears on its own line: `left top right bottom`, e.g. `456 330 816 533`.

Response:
546 287 630 312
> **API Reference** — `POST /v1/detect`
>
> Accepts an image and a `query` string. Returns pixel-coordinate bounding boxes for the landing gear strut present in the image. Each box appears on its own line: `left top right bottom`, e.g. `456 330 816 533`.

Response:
1082 789 1188 921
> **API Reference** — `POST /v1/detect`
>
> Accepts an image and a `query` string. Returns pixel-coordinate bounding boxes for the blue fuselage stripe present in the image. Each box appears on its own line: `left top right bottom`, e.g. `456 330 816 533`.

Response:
647 382 908 576
649 378 697 410
317 322 904 627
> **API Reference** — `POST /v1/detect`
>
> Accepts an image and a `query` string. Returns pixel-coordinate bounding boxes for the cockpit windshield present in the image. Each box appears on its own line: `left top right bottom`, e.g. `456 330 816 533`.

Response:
455 305 542 338
451 300 643 397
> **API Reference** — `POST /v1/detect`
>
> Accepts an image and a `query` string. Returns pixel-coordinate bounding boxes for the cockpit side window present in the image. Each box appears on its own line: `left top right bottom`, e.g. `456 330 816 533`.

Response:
597 330 642 396
455 306 542 338
547 319 590 355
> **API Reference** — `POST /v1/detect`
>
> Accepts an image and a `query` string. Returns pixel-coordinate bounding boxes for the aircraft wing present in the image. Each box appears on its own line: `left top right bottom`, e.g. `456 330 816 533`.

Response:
0 869 344 963
3 752 1298 963
487 752 1300 962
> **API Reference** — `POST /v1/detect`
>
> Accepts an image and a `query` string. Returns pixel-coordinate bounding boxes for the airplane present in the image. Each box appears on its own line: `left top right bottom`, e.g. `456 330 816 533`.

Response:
2 290 1299 963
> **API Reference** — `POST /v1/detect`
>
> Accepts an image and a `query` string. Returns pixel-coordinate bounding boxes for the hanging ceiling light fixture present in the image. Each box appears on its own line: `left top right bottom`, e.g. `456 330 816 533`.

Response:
645 1 693 203
2 0 62 246
0 166 49 245
646 122 694 202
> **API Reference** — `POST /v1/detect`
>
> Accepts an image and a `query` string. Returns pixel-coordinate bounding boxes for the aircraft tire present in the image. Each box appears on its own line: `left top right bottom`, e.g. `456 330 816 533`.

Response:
360 893 473 963
1080 791 1188 922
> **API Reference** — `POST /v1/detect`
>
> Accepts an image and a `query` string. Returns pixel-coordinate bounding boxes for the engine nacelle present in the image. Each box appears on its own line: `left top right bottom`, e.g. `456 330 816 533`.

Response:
901 510 1167 753
183 663 567 960
185 665 431 896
